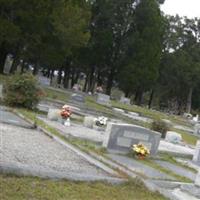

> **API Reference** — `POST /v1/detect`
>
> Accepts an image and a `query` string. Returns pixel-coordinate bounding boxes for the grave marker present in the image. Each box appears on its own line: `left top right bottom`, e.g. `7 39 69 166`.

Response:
193 140 200 166
3 54 13 74
103 123 161 155
96 93 110 106
120 97 130 105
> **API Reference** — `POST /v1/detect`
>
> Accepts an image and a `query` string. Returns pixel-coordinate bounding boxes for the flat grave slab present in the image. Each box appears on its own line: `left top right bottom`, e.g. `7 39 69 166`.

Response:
0 123 110 178
158 140 195 156
37 116 105 143
107 154 176 180
155 160 197 181
0 109 32 128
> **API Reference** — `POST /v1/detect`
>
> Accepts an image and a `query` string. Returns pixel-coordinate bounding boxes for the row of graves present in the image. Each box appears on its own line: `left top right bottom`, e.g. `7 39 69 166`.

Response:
35 89 200 199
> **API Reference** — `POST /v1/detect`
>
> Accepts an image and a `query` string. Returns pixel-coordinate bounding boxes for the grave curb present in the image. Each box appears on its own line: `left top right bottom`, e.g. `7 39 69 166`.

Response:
13 110 124 182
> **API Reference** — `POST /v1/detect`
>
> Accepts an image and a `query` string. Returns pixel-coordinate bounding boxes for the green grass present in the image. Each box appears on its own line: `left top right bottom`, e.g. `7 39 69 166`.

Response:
44 87 70 102
0 74 8 84
0 174 167 200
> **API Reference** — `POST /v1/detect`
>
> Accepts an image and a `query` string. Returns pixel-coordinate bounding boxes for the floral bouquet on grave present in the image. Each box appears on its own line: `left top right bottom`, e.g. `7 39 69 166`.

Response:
132 143 150 159
60 105 72 119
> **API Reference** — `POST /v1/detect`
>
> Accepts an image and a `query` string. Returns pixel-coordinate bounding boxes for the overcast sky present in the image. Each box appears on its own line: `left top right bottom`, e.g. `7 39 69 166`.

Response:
161 0 200 18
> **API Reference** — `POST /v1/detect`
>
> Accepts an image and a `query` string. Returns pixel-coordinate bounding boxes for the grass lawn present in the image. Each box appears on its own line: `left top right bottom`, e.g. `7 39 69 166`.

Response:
0 175 167 200
43 87 70 102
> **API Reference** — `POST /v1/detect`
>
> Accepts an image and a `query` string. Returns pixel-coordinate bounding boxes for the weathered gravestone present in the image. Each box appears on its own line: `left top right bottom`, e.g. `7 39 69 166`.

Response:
120 97 130 105
47 109 60 121
83 116 95 128
193 140 200 166
103 123 161 156
96 93 110 106
194 124 200 136
71 93 85 104
3 54 13 74
0 84 3 99
195 171 200 187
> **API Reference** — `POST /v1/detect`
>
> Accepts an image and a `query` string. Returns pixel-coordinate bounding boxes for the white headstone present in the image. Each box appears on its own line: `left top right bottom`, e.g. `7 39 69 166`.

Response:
83 116 95 128
47 109 60 121
165 131 182 144
3 54 13 74
195 171 200 187
193 140 200 166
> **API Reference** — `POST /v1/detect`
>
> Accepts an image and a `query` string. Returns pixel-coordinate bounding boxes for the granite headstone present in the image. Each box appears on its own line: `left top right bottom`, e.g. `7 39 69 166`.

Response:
3 54 13 74
120 97 130 105
195 171 200 187
193 140 200 166
96 93 110 106
103 123 161 155
194 124 200 136
71 93 85 103
0 84 3 99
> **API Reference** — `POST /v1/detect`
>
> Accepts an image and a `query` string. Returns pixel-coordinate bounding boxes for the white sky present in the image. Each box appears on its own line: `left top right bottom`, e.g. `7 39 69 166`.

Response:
161 0 200 18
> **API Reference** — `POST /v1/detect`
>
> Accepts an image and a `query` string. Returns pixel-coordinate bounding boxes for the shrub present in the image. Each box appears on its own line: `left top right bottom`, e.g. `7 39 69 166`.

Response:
110 88 124 101
151 119 169 138
4 73 45 109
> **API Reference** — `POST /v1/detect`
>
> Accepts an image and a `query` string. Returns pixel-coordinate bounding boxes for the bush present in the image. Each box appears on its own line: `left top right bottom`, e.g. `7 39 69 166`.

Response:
151 119 169 138
110 88 124 101
4 73 45 109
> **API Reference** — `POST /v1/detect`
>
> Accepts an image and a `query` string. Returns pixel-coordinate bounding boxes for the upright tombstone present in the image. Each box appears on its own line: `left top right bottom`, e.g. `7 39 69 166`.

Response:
193 140 200 166
96 93 110 106
3 54 14 74
194 124 200 136
195 171 200 187
103 123 161 156
120 97 130 105
71 93 85 104
0 84 3 99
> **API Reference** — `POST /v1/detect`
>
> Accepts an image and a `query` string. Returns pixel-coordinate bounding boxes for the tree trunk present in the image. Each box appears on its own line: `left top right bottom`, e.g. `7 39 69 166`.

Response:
135 87 143 106
186 87 193 113
63 67 70 89
70 68 75 88
0 42 8 74
50 69 54 85
106 69 114 95
88 66 95 92
57 66 63 85
148 89 154 109
33 63 39 75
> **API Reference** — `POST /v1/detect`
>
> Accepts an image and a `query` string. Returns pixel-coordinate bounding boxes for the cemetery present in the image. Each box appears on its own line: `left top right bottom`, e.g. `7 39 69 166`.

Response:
1 73 200 200
1 1 200 199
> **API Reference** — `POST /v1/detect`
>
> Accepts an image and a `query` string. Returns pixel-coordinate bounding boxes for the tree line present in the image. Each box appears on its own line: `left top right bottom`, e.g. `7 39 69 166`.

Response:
0 0 200 114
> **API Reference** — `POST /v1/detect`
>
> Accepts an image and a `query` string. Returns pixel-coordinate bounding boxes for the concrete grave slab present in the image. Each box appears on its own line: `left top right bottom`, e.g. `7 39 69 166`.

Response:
107 154 176 180
155 160 196 181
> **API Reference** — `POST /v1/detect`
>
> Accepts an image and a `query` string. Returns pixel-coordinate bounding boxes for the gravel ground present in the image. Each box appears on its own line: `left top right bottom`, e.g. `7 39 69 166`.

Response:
0 123 109 177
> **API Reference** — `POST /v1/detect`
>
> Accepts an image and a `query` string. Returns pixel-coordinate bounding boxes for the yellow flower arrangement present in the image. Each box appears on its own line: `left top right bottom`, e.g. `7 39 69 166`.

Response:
132 143 150 159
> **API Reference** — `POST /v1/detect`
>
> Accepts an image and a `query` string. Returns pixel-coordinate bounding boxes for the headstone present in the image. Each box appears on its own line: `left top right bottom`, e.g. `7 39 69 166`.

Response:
120 97 130 105
96 93 110 106
3 54 13 74
193 140 200 166
194 124 200 136
0 84 3 99
103 123 161 155
83 116 95 128
195 171 200 187
113 108 125 114
183 113 192 119
47 109 60 121
128 112 139 117
165 131 182 144
71 93 85 103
